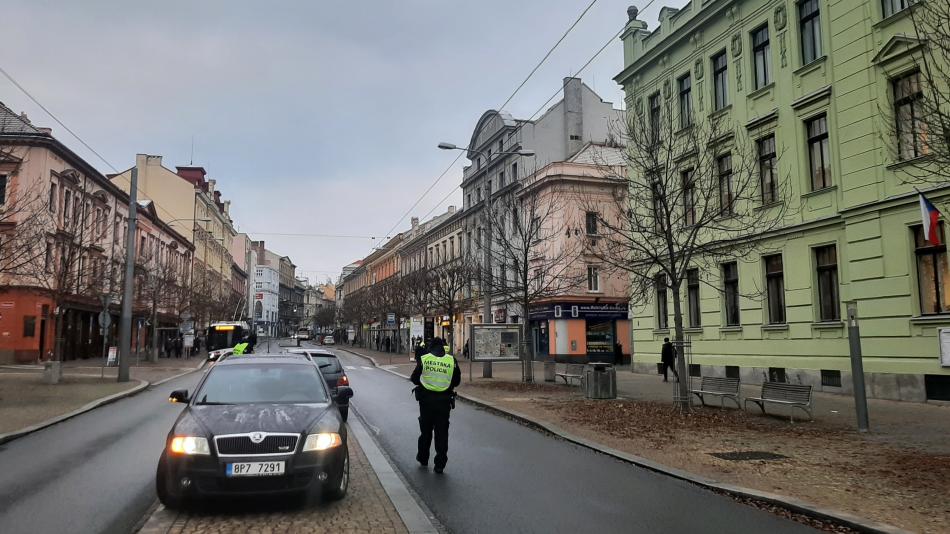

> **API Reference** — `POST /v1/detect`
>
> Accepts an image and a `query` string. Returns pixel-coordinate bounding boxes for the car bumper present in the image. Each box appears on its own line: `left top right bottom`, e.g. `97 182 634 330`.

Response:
162 447 345 497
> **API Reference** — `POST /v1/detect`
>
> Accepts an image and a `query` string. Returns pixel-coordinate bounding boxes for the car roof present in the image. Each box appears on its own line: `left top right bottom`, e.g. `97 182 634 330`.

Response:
287 348 335 356
216 354 312 366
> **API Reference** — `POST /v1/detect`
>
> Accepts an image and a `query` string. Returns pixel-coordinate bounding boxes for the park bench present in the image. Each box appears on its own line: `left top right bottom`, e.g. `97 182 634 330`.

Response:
744 382 813 422
690 376 741 408
554 363 586 386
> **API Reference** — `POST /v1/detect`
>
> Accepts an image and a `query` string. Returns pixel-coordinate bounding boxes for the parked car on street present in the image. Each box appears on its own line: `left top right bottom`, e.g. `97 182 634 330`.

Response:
156 354 353 508
323 335 335 345
287 348 350 421
296 328 311 341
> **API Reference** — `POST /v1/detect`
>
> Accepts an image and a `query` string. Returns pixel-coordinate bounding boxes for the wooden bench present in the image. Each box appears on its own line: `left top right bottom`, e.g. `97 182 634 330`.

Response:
554 363 586 386
744 382 814 422
690 376 741 408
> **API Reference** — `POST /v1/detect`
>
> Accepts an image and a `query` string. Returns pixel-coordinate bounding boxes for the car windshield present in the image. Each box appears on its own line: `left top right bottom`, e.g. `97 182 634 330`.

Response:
193 363 328 405
313 356 342 373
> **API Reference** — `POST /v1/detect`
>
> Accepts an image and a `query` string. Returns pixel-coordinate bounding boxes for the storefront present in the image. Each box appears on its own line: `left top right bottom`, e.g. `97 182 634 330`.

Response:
529 303 631 364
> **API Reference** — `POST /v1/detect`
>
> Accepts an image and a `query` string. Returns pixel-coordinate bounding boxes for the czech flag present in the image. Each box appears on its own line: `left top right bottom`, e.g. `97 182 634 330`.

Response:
919 193 942 246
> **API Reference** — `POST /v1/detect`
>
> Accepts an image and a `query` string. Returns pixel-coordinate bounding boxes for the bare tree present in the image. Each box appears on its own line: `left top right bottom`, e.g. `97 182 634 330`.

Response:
878 2 950 186
484 178 587 382
587 93 793 410
313 304 336 333
139 245 188 362
428 252 478 352
0 147 47 276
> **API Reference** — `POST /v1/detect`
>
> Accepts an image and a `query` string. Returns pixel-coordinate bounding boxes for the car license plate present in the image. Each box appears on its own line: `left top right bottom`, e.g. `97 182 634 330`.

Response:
226 461 285 477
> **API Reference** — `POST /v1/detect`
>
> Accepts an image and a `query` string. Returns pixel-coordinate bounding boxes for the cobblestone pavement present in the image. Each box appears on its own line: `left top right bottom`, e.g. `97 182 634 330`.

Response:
150 433 408 534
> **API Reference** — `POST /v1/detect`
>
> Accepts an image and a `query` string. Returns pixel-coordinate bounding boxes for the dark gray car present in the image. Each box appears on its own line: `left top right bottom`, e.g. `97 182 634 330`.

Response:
288 349 350 421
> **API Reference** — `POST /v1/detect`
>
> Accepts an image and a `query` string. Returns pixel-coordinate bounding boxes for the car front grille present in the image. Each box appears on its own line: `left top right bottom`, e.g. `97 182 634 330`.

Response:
215 433 299 456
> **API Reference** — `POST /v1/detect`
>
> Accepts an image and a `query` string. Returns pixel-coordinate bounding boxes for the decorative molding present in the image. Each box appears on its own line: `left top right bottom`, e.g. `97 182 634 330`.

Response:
731 33 742 56
791 85 833 110
734 60 743 91
694 57 704 80
635 97 644 116
779 32 788 68
663 78 672 99
745 108 779 130
774 4 787 31
871 35 927 65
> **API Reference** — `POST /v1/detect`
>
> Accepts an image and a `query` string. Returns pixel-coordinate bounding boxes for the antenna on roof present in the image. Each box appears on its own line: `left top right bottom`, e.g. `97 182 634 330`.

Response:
190 136 195 165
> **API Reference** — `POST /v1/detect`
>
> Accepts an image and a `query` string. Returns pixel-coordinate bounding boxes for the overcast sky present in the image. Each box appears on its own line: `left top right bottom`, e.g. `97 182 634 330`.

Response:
1 0 683 283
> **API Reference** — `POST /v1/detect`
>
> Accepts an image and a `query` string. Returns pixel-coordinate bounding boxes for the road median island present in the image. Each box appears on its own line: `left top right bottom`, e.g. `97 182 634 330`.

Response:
0 373 148 442
137 430 410 534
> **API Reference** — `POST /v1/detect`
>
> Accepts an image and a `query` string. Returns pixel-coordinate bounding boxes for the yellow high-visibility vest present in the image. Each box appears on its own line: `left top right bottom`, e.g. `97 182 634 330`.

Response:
233 342 249 355
420 353 455 392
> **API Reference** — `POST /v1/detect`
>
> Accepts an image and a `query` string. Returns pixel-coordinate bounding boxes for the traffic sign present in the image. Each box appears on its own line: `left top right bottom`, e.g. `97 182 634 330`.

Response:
98 311 112 329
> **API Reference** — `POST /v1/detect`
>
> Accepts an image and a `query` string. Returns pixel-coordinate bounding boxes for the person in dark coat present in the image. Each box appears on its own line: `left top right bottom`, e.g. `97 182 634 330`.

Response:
414 338 427 360
660 337 678 382
247 331 258 354
174 336 183 359
613 342 623 365
410 337 461 473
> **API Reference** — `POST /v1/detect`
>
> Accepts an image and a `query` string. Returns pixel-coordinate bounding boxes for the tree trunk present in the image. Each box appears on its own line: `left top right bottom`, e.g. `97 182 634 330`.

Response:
522 294 534 383
671 281 690 412
53 305 65 362
150 298 159 363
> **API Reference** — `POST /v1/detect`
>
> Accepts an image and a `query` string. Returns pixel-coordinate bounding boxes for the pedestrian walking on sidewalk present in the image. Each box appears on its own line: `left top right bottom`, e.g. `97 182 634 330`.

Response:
411 337 461 474
661 337 678 382
174 336 183 359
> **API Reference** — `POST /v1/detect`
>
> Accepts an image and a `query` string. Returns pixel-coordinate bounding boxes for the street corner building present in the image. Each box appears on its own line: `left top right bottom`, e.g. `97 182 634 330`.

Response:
0 104 193 364
615 0 950 401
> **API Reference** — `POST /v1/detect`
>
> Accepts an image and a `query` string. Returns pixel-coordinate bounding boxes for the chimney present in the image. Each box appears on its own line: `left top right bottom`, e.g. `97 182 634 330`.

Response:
19 112 29 123
411 217 419 230
37 127 52 136
224 200 231 216
448 205 456 214
563 77 584 158
208 179 216 195
146 155 163 166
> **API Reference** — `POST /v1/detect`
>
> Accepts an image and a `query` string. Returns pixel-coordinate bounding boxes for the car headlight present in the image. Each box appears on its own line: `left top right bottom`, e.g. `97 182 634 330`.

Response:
169 436 211 455
302 432 342 452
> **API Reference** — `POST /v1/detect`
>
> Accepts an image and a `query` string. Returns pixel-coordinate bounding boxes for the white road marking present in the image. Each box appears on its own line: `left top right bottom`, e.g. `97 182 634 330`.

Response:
345 366 357 370
361 366 373 370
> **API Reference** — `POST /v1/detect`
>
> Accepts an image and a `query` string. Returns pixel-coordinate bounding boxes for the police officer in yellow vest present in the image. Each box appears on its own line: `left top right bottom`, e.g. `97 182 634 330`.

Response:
410 337 461 473
232 341 249 355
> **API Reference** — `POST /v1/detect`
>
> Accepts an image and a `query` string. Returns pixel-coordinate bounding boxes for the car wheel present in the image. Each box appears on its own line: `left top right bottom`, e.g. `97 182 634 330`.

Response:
156 454 185 509
339 406 349 422
322 444 349 501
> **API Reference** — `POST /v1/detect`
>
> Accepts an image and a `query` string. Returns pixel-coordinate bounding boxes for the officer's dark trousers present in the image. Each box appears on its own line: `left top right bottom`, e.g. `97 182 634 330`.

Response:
417 400 451 468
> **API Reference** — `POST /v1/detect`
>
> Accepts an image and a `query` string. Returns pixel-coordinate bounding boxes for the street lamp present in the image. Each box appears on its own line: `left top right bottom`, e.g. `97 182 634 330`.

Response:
438 141 536 379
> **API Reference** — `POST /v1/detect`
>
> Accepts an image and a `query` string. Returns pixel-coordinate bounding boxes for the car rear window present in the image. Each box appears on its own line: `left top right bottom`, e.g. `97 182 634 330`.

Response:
313 356 342 373
194 363 328 404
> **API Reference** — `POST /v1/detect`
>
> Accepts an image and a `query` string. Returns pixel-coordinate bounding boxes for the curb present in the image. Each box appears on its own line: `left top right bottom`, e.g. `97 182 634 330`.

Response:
151 359 208 387
339 348 909 534
0 378 150 445
136 502 177 534
349 410 440 533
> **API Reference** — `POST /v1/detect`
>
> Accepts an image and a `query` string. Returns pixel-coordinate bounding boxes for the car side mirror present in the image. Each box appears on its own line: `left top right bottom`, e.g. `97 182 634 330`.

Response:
169 389 190 403
335 386 353 402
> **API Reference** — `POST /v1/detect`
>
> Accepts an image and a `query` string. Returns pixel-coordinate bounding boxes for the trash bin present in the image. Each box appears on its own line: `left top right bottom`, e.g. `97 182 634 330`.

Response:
543 361 556 382
584 363 616 399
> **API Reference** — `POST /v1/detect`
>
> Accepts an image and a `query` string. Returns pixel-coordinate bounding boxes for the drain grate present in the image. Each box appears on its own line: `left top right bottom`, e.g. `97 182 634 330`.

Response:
709 451 788 461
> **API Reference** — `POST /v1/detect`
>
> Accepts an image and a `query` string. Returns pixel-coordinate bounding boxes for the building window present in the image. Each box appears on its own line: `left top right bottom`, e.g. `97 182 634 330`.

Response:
723 262 740 326
807 114 831 190
687 268 701 328
682 169 696 226
712 51 729 110
799 0 822 64
678 74 693 128
914 223 949 314
764 254 786 324
718 154 734 215
477 187 483 202
655 274 668 329
0 175 6 205
883 0 911 18
752 24 772 89
499 171 505 188
585 211 598 235
588 265 600 292
48 184 56 212
649 92 662 142
23 316 36 337
45 242 53 272
894 70 926 161
63 190 71 225
815 245 840 321
498 140 503 153
512 162 518 182
758 135 778 203
449 237 455 259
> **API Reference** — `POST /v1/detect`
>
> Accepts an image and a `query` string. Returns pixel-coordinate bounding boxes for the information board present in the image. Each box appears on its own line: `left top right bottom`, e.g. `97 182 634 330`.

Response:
469 323 522 362
940 328 950 367
106 346 118 367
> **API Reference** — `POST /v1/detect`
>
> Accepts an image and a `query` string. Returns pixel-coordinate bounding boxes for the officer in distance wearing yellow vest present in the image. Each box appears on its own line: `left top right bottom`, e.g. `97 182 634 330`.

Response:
410 337 461 474
232 341 249 355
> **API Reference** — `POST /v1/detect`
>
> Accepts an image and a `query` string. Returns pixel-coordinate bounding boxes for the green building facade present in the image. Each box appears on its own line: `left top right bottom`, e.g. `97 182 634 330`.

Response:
615 0 950 401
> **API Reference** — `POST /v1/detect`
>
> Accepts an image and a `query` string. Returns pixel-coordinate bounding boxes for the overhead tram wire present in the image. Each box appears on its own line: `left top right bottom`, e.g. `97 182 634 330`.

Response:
415 2 653 219
378 0 601 240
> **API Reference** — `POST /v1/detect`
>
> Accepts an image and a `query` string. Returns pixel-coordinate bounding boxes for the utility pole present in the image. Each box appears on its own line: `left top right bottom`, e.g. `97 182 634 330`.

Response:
118 167 138 383
482 189 493 378
846 301 870 432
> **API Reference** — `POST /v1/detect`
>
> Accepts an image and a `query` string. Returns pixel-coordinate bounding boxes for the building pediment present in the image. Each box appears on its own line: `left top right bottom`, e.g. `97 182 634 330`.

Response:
467 110 516 154
872 35 926 66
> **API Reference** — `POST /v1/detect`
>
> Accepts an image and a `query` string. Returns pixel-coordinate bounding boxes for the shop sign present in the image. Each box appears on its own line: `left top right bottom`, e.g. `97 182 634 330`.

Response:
531 303 629 320
0 302 13 309
493 308 507 324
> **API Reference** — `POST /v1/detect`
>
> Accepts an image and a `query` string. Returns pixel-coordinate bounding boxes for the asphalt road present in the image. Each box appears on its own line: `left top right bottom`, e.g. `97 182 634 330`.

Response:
0 371 202 534
333 348 818 534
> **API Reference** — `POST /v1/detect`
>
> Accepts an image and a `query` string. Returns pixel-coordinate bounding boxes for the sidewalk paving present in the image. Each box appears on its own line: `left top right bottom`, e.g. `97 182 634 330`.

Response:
345 345 950 533
139 427 409 534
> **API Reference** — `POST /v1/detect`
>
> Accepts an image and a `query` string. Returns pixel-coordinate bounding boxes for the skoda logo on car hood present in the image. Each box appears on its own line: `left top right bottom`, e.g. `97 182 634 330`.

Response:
249 432 266 444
